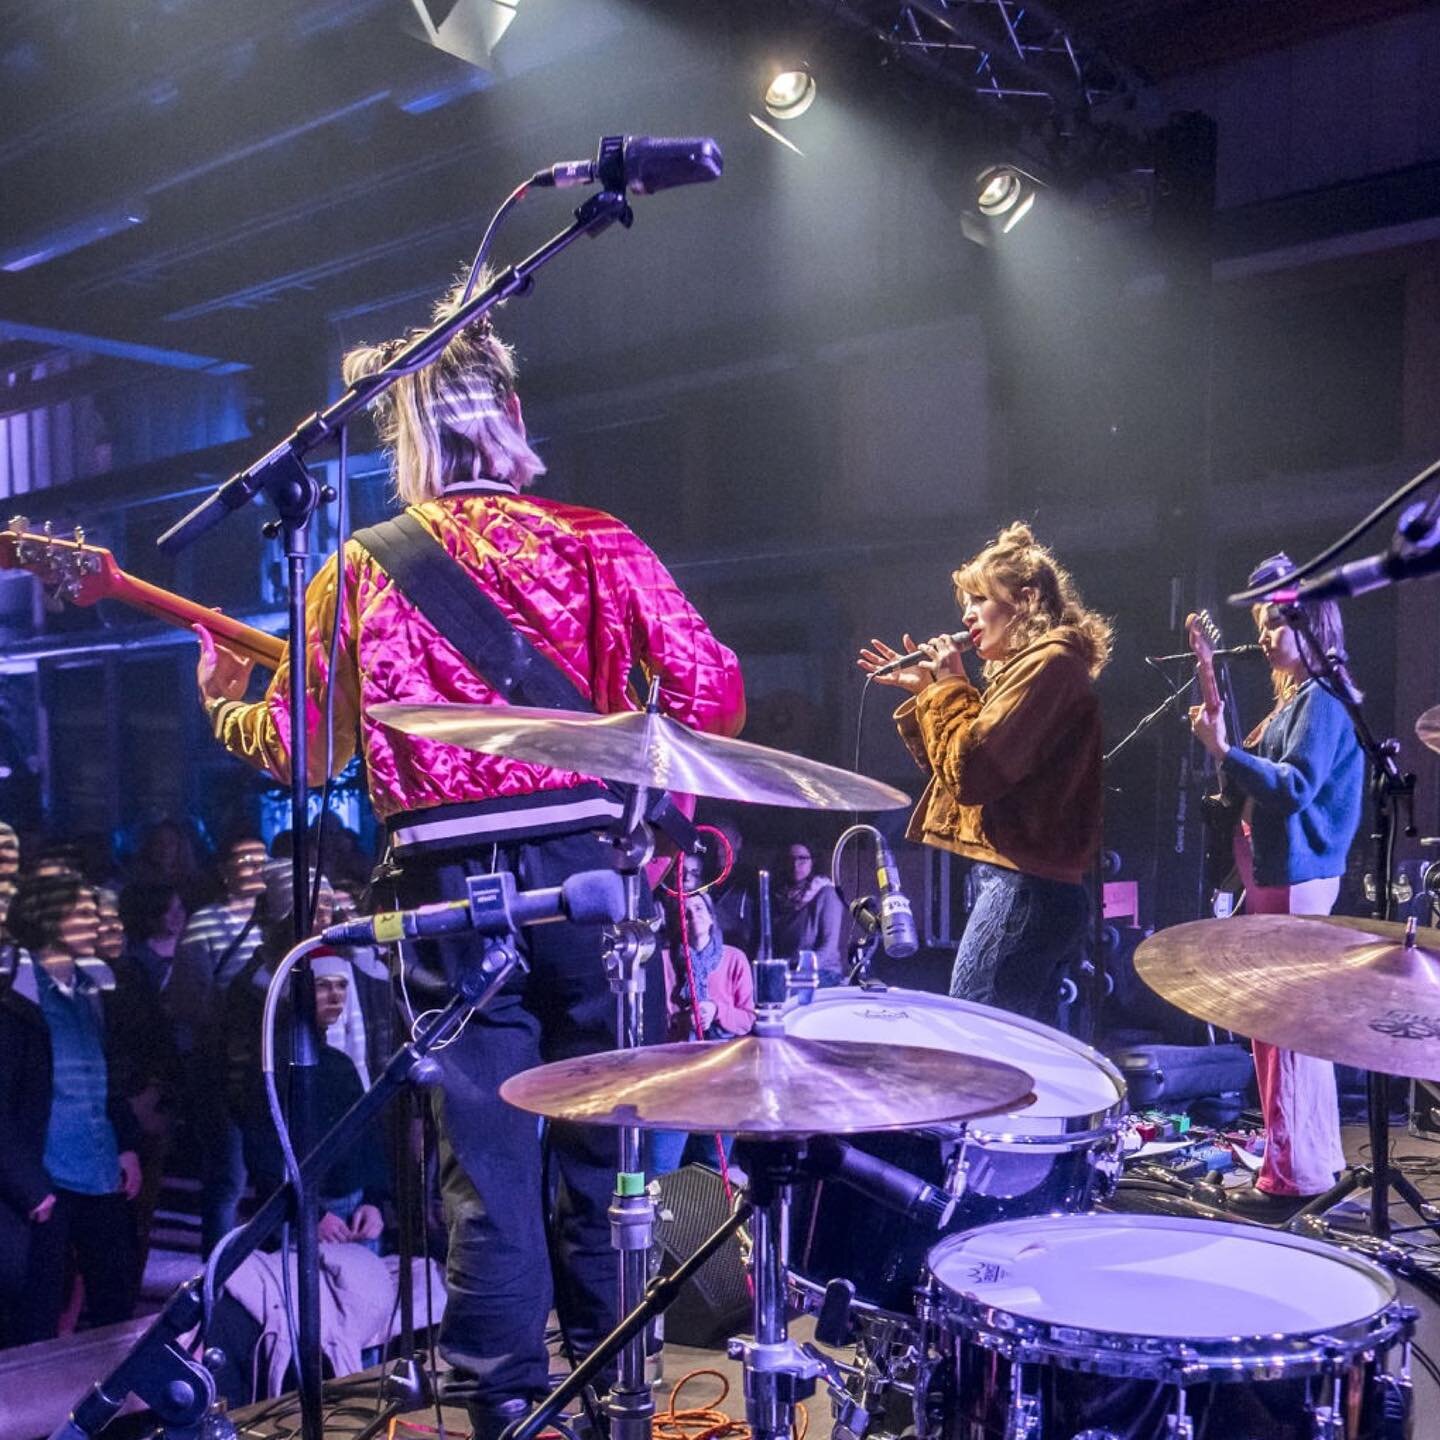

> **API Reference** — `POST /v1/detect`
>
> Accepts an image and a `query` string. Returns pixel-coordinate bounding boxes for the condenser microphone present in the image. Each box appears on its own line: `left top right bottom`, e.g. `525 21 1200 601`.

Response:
532 135 723 195
871 632 972 677
875 837 918 959
322 869 625 947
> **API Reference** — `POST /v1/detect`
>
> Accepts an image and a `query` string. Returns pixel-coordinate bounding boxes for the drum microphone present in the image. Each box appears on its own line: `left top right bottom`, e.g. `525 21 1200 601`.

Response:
531 135 723 195
321 868 626 947
875 837 918 959
806 1135 956 1230
871 632 972 677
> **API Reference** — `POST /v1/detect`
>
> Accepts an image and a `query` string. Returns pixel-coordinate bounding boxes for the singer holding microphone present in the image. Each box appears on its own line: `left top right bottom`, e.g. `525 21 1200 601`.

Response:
858 522 1111 1024
191 273 745 1437
1188 554 1362 1218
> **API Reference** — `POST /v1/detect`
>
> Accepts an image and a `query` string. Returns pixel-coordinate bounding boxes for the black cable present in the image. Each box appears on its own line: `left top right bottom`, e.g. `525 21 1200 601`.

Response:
309 420 351 915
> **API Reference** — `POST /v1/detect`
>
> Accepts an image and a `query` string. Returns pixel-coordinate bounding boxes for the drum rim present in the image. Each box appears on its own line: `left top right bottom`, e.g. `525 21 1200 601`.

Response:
783 985 1128 1142
927 1212 1408 1378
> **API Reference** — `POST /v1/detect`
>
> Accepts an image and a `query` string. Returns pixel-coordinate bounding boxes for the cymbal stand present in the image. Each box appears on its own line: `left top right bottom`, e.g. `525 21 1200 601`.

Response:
1282 612 1436 1242
602 770 661 1440
728 1140 823 1440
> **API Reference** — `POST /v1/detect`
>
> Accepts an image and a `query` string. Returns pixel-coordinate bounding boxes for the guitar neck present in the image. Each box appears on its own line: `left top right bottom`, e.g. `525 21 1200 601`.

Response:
110 571 286 670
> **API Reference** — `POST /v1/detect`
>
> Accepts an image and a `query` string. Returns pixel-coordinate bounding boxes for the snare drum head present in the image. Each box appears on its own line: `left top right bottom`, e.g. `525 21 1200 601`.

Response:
928 1214 1397 1341
781 988 1123 1135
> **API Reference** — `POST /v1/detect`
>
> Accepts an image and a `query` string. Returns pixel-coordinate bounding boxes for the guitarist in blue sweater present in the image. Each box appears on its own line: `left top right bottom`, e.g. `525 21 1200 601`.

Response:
1190 554 1363 1218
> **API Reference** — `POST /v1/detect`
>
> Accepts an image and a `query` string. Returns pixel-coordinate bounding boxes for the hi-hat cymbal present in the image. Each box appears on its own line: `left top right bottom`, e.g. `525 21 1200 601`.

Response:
371 703 910 811
1134 913 1440 1080
499 1033 1036 1137
1418 703 1440 756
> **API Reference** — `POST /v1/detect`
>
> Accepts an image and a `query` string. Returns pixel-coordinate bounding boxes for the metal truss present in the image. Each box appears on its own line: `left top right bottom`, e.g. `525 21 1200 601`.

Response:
811 0 1141 113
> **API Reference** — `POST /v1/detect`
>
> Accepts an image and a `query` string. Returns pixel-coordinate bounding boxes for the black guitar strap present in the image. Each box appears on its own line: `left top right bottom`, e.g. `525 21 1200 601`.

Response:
350 511 595 715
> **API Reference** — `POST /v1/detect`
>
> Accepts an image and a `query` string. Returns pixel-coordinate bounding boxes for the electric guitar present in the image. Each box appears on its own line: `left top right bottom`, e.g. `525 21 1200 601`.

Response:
0 516 285 671
1186 607 1243 901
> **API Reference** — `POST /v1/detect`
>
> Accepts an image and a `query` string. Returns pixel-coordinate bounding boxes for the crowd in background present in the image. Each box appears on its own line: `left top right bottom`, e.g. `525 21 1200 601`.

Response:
0 808 855 1363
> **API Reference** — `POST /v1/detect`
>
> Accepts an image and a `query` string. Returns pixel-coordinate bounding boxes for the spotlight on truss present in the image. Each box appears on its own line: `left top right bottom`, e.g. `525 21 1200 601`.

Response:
962 164 1047 245
764 64 816 121
406 0 518 70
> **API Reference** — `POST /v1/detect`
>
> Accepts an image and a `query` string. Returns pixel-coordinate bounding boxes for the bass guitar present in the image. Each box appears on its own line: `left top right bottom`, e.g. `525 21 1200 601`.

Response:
0 516 285 671
1185 607 1243 905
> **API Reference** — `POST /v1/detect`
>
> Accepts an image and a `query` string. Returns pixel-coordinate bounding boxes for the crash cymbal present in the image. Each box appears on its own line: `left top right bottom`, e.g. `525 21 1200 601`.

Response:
371 702 910 811
1418 703 1440 756
499 1033 1035 1137
1134 913 1440 1080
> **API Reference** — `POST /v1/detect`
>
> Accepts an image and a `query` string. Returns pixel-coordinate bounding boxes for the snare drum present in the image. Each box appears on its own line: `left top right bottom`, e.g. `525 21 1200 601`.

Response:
781 988 1126 1319
928 1214 1415 1439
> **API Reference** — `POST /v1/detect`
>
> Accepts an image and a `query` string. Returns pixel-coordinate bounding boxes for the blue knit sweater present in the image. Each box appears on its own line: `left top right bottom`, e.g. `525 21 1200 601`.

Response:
1220 679 1363 888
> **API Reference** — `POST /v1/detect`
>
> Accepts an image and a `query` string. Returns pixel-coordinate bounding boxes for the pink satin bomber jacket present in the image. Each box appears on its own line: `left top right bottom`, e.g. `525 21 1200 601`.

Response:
212 490 747 818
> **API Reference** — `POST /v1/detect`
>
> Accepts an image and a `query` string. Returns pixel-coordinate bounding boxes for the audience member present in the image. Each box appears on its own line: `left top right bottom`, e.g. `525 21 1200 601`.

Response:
770 841 848 985
169 834 267 1254
647 891 755 1176
110 882 188 1283
0 873 141 1344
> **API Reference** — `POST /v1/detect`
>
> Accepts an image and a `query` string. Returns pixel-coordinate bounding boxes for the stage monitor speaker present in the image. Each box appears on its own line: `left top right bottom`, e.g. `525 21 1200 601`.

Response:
653 1163 749 1350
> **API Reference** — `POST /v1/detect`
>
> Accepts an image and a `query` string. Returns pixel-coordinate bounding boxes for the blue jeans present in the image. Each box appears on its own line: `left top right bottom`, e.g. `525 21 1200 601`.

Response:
647 1130 733 1176
950 862 1089 1026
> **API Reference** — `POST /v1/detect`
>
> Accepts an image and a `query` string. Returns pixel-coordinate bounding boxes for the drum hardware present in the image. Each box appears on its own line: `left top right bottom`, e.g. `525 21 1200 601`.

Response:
499 1033 1032 1440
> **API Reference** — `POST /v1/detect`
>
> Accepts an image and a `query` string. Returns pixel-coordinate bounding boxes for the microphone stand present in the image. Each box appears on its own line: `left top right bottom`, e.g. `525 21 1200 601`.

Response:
151 186 637 1440
1276 616 1440 1243
48 936 528 1440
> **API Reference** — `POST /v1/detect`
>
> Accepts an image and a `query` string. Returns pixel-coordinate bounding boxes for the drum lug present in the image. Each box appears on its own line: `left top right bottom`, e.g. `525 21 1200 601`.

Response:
1307 1372 1348 1440
1004 1363 1041 1440
1164 1388 1194 1440
1093 1135 1124 1198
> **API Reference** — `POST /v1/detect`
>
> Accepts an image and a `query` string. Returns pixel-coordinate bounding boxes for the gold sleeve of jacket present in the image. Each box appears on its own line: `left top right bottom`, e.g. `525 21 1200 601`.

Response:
213 550 361 786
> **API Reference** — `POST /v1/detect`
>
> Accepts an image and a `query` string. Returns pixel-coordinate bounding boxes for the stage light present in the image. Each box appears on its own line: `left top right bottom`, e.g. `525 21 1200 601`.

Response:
763 64 816 121
975 165 1043 232
961 165 1046 245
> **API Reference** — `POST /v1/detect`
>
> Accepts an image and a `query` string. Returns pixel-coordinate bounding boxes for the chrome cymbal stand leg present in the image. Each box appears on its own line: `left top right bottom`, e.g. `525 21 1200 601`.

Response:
603 789 659 1440
729 1142 823 1440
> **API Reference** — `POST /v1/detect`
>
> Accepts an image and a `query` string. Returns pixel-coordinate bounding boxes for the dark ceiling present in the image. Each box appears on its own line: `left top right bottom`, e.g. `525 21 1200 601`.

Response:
0 0 1428 390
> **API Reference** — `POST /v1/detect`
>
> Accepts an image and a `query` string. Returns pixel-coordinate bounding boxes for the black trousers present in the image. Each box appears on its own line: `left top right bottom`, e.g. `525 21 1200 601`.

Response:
12 1188 137 1344
392 828 663 1408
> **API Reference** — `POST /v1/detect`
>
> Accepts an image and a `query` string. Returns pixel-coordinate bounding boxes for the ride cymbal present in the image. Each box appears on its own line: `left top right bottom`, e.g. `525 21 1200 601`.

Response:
1417 702 1440 756
1134 913 1440 1079
371 702 910 811
499 1033 1035 1137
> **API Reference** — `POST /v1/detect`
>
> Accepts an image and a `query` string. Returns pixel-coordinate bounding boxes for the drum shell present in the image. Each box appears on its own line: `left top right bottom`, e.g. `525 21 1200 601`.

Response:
943 1336 1408 1440
789 1129 1115 1319
929 1215 1416 1440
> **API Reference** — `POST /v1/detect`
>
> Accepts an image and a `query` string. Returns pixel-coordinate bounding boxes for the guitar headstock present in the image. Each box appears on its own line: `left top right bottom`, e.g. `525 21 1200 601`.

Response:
0 516 122 608
1185 608 1224 667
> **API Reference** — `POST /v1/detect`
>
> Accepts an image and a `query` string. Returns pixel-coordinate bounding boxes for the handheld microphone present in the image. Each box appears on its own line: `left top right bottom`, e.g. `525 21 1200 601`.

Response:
871 632 972 678
805 1135 955 1230
532 135 723 195
874 837 918 960
1144 643 1263 664
322 868 625 947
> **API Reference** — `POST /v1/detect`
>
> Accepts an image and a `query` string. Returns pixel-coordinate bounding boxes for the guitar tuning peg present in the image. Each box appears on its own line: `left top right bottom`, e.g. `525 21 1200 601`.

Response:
73 526 85 546
42 520 53 537
8 515 28 533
